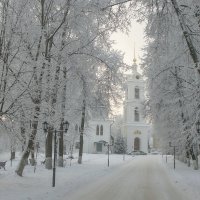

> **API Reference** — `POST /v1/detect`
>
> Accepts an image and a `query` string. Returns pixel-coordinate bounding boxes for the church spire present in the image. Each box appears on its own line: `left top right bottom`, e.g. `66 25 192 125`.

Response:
133 44 137 64
132 43 137 73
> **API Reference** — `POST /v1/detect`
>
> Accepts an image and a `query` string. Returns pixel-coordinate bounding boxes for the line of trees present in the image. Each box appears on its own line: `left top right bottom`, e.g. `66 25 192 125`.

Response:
135 0 200 169
0 0 137 176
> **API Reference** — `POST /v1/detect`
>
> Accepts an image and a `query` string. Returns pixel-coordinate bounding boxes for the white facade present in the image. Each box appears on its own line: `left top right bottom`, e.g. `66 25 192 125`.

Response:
122 62 150 153
83 119 112 154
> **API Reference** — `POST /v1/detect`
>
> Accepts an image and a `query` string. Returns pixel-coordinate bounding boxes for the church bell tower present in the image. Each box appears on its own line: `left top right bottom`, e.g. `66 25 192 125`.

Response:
122 53 150 153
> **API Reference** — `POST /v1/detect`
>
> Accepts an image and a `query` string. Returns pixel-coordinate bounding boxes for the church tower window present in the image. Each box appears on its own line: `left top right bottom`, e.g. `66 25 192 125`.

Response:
136 75 140 79
134 107 139 122
96 125 99 135
75 124 78 132
135 87 140 99
100 125 103 135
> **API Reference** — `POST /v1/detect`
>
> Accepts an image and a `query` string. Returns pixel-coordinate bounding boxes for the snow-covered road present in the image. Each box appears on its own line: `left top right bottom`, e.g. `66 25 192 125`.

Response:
67 156 188 200
1 154 195 200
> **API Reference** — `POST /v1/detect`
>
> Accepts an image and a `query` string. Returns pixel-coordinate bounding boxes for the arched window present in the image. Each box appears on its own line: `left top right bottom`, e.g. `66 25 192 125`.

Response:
135 107 139 122
96 125 99 135
135 87 140 99
100 125 103 135
125 88 128 99
75 124 78 132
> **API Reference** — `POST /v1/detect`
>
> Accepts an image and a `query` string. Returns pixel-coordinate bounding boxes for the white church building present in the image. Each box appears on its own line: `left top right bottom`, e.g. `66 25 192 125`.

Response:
72 58 150 155
83 118 113 154
122 58 151 153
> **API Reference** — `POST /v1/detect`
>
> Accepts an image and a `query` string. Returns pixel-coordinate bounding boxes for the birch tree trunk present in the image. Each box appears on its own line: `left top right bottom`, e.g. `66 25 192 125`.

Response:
15 105 40 176
42 1 66 168
16 32 45 175
20 109 26 152
58 67 67 167
30 145 35 166
171 0 200 73
48 1 70 166
78 100 86 164
58 122 64 167
45 127 53 169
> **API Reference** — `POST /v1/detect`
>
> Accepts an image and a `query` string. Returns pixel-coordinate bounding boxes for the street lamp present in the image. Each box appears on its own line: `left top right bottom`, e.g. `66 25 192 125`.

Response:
63 120 70 132
194 120 200 170
42 120 69 187
42 121 48 132
196 120 200 134
169 142 177 169
105 118 115 166
104 141 113 167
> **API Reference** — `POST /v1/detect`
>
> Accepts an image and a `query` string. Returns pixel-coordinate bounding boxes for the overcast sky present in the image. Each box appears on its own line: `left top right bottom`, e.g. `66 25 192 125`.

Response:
111 20 146 115
111 20 146 66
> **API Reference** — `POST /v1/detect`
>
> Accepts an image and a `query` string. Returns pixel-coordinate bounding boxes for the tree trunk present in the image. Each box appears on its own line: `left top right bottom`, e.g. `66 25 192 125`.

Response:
58 65 67 167
15 119 38 176
15 148 30 176
171 0 200 72
187 158 191 167
190 148 198 170
10 151 15 160
20 125 26 152
48 24 67 168
193 159 198 170
78 100 86 164
20 108 26 152
58 123 64 167
30 148 35 166
186 150 190 166
45 126 53 169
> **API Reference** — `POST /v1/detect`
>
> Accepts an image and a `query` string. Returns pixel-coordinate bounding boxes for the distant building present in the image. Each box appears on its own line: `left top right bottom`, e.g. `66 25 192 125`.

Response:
73 58 150 154
83 118 113 154
122 58 151 153
68 106 113 154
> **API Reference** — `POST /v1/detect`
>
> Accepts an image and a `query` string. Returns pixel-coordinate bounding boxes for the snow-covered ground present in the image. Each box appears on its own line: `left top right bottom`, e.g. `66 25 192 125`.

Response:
0 152 132 200
163 155 200 200
0 153 200 200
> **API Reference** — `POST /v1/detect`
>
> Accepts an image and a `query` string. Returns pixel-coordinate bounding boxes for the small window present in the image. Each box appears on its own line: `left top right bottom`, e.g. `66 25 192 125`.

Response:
135 87 140 99
136 75 140 79
96 125 99 135
75 124 78 131
100 125 103 135
135 108 139 122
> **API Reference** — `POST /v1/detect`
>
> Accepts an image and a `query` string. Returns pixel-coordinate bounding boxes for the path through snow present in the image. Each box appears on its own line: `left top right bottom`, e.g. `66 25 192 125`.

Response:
67 156 189 200
0 154 192 200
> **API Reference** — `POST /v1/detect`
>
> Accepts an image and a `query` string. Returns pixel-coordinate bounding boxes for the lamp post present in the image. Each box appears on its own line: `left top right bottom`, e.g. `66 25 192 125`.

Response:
104 142 113 167
169 142 177 169
196 120 200 134
43 120 69 187
194 120 200 169
105 118 114 166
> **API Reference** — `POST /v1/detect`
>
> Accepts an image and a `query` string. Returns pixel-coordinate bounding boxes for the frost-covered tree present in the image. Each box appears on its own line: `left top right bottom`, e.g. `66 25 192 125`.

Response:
135 0 200 169
114 133 127 154
10 0 135 175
